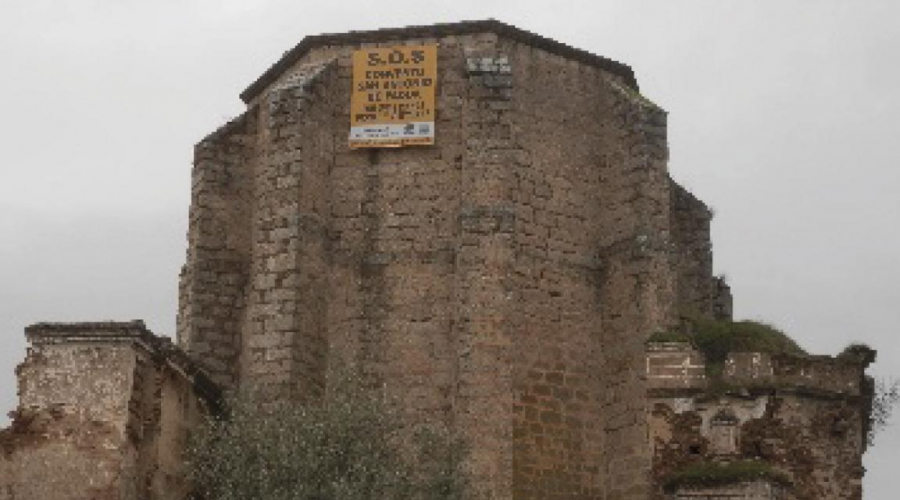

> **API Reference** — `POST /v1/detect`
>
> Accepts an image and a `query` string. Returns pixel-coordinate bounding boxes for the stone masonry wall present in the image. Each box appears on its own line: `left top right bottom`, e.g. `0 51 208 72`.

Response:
672 480 785 500
669 180 715 324
646 342 706 391
496 40 677 500
0 322 218 500
1 324 139 500
177 22 699 500
596 68 676 500
241 59 339 402
177 109 256 389
711 277 733 321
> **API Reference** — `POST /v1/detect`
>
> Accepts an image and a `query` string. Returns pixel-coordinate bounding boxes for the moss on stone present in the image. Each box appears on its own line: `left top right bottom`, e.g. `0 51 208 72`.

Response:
647 331 692 344
838 342 877 365
663 460 791 492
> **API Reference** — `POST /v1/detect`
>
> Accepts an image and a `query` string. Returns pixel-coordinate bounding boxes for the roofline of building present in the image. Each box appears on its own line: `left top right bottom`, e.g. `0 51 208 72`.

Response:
25 320 152 338
239 19 639 103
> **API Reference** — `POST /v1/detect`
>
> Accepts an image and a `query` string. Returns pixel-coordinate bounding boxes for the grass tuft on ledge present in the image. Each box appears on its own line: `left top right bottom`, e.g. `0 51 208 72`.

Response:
663 460 791 492
647 331 692 344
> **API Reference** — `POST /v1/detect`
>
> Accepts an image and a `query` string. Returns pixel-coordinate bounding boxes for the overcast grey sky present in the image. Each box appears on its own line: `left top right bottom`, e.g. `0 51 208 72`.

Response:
1 0 897 497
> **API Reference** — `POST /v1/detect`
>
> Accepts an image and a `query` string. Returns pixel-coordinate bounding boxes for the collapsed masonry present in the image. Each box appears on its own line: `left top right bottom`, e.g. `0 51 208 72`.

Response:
647 341 874 500
0 322 219 500
0 20 874 500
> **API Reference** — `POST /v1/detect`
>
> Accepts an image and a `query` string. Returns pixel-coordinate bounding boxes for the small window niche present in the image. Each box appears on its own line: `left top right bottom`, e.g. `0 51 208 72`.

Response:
709 410 740 455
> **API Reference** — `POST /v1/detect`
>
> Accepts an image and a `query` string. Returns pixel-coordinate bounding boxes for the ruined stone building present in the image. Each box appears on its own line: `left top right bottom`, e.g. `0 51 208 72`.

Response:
0 21 875 500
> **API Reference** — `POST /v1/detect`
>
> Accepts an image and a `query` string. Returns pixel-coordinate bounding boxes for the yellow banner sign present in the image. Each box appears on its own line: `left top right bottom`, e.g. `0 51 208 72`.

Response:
349 45 437 148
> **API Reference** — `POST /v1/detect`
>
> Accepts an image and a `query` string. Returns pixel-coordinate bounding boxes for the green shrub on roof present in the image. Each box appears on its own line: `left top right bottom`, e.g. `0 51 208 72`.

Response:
648 319 805 363
647 319 806 382
692 319 806 365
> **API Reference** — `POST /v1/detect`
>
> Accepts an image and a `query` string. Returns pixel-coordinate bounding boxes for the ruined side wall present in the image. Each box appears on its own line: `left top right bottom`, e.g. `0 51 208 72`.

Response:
130 341 218 500
1 328 138 500
744 393 865 500
151 365 210 498
0 323 217 500
646 344 869 500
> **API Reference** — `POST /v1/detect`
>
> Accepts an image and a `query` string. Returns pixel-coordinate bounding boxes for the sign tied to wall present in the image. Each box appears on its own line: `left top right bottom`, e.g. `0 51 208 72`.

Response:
349 45 437 148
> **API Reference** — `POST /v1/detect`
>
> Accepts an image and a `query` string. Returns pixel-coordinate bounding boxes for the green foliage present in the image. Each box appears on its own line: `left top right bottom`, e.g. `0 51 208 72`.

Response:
836 343 894 447
691 319 805 368
647 331 692 344
869 377 900 446
648 320 805 366
663 460 790 492
186 376 466 500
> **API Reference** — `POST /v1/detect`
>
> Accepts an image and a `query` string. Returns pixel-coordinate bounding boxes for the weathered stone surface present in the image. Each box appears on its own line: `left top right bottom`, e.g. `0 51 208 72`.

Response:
172 22 697 500
647 342 872 500
0 322 219 500
673 480 786 500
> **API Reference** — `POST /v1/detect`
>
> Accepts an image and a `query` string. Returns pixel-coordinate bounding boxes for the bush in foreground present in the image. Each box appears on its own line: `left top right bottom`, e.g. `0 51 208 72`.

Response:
186 377 466 500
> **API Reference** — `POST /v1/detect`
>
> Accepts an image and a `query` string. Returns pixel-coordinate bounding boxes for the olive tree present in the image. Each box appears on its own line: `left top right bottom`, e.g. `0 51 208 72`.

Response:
186 377 466 500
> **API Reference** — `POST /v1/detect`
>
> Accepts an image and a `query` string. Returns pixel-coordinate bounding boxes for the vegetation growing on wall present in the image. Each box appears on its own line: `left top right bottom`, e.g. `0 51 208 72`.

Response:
692 319 805 364
662 460 791 492
186 375 466 500
834 342 899 447
867 377 900 446
649 328 897 448
650 319 805 368
647 330 693 344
